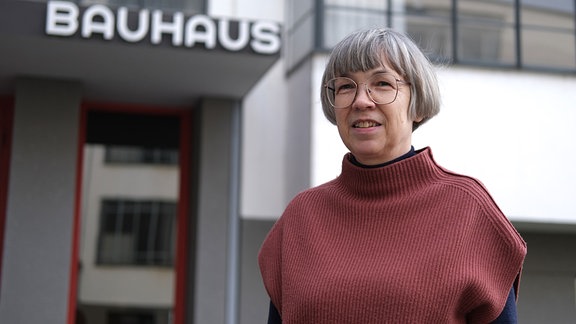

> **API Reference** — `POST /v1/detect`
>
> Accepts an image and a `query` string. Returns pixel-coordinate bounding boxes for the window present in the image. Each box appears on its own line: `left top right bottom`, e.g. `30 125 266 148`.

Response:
105 146 179 165
77 0 205 12
98 199 177 266
77 107 189 324
323 0 389 48
457 0 516 65
521 0 576 70
405 0 453 63
108 311 155 324
319 0 576 72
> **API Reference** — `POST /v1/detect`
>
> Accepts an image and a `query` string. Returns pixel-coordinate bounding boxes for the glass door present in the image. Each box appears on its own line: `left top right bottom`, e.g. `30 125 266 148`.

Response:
74 106 189 324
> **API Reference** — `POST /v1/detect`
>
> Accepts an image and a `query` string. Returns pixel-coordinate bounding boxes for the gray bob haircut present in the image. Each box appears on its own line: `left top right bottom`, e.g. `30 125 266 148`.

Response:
320 28 441 130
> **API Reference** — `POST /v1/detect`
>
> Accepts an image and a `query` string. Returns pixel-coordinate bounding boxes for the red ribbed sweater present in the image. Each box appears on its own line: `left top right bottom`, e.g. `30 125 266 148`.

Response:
258 147 526 324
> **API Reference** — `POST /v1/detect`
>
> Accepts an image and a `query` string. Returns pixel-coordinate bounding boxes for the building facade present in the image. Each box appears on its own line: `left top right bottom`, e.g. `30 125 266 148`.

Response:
0 1 282 323
1 0 576 324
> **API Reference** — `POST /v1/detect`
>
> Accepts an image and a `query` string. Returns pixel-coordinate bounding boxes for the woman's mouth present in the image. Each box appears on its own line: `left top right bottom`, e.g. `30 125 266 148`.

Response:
353 120 381 128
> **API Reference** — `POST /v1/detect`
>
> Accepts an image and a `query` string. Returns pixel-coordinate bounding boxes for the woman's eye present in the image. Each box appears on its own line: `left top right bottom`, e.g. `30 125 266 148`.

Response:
337 83 355 93
374 80 392 88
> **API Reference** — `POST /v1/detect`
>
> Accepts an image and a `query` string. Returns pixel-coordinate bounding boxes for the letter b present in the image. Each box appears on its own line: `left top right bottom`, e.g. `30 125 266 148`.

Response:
46 0 79 36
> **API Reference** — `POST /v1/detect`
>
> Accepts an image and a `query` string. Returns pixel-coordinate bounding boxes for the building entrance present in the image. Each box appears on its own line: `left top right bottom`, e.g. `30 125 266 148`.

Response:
74 105 191 324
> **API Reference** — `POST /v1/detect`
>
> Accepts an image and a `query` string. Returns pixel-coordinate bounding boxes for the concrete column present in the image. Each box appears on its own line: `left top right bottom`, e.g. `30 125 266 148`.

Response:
0 78 82 324
189 98 238 324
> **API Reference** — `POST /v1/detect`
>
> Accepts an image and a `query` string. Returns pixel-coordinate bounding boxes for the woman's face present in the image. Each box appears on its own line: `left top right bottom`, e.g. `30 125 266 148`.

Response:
334 65 421 165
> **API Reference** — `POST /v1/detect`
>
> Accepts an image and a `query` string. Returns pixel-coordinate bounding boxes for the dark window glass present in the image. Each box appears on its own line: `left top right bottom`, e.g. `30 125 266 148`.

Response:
521 0 575 69
319 0 576 72
457 0 516 65
405 0 453 63
98 199 177 266
105 146 179 165
109 311 155 324
323 0 389 48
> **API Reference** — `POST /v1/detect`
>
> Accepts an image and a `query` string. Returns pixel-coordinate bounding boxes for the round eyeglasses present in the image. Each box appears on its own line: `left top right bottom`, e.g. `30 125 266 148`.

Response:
324 72 410 109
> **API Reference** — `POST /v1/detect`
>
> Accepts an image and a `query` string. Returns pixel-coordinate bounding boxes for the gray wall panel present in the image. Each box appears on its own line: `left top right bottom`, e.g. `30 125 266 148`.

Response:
0 78 82 324
517 232 576 323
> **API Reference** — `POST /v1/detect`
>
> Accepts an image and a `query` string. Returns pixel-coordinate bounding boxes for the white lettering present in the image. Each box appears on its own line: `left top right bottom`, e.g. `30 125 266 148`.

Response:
117 7 149 42
184 15 216 48
251 21 281 55
218 19 249 51
151 10 183 46
81 5 115 40
46 0 79 36
44 1 281 55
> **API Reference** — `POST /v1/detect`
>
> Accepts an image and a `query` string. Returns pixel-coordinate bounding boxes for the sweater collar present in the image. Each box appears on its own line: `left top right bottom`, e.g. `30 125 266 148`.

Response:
337 147 444 198
349 146 416 169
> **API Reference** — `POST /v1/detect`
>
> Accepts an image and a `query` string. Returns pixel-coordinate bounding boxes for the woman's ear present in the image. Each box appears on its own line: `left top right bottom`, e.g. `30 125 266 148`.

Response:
412 116 426 131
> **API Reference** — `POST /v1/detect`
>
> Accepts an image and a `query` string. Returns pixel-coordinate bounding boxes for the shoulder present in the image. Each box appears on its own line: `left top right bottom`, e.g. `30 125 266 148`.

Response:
417 147 505 209
433 164 526 251
435 165 497 206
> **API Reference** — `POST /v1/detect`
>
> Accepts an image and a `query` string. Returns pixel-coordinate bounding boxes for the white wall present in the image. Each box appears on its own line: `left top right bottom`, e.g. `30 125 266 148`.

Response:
210 0 291 220
240 61 292 219
414 67 576 224
311 56 576 224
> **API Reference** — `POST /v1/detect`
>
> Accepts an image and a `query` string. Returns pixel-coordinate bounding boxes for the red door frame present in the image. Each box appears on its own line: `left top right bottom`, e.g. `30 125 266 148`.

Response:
0 96 14 291
68 102 192 324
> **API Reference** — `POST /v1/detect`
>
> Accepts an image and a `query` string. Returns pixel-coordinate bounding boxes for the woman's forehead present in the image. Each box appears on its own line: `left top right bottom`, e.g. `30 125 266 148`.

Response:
334 55 396 76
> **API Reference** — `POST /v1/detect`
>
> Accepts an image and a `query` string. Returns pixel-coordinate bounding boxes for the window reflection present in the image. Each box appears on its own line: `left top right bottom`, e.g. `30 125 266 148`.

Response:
323 0 389 48
405 0 452 63
98 198 177 266
319 0 576 71
78 111 181 324
521 0 575 69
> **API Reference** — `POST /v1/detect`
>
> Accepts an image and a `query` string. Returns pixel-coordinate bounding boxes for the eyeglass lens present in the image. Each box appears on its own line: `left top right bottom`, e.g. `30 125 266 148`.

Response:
326 73 400 108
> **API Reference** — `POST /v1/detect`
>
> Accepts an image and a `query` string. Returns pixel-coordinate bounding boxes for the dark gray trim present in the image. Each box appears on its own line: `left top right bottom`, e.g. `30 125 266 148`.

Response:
387 0 392 28
515 0 522 69
315 0 324 51
452 0 458 64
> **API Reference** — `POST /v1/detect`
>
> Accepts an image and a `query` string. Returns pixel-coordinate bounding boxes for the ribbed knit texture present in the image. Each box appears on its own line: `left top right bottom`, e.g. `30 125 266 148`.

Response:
258 147 526 324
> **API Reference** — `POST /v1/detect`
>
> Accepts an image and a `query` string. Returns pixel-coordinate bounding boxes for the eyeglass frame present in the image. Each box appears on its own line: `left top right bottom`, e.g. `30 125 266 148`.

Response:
324 72 411 109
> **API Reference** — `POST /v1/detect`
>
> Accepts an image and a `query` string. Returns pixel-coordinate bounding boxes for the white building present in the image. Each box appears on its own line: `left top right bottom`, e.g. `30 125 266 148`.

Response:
0 0 575 323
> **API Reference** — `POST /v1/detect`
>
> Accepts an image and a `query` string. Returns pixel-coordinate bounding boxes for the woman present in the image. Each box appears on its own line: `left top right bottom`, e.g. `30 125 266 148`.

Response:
258 28 526 323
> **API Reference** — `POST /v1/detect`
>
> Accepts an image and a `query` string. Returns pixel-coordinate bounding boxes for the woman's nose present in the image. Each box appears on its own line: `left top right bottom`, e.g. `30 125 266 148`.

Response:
352 84 374 109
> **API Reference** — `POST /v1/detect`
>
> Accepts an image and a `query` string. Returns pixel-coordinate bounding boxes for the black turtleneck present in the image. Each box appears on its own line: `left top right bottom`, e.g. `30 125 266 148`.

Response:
349 146 416 168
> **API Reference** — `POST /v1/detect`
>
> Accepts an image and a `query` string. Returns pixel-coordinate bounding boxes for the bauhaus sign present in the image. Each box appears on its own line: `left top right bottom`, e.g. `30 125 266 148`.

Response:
45 0 281 55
